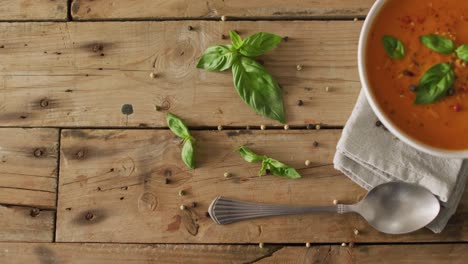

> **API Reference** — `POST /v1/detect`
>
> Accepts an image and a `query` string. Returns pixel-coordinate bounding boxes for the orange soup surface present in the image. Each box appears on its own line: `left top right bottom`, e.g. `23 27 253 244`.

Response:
367 0 468 150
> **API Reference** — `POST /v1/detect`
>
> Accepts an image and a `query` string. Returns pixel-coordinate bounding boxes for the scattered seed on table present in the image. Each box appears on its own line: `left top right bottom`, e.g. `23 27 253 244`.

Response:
305 242 311 248
353 18 358 22
325 86 330 92
178 190 186 196
260 125 266 130
313 141 319 148
224 172 231 178
149 72 157 79
221 16 227 21
354 229 359 235
187 25 194 31
305 160 311 166
296 64 303 71
341 243 347 247
217 125 223 131
375 120 382 127
333 199 338 205
180 205 186 210
259 243 264 248
315 124 321 130
284 124 290 130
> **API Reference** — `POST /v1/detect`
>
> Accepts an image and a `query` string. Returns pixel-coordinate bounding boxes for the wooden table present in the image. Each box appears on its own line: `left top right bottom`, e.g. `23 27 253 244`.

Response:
0 1 467 263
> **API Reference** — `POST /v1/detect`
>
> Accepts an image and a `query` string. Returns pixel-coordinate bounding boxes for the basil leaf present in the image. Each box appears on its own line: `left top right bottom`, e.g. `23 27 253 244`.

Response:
415 63 455 104
382 35 405 59
420 34 454 54
196 45 235 71
230 31 243 49
240 32 282 57
456 44 468 62
236 146 264 163
236 147 301 179
232 56 285 123
181 138 195 169
166 112 191 139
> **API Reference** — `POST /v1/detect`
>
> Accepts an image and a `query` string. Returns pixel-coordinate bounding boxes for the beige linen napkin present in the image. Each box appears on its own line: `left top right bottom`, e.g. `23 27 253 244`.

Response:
334 91 468 233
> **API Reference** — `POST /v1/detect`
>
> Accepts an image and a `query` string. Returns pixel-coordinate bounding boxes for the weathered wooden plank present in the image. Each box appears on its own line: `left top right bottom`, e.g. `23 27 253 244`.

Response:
256 244 468 264
0 243 279 264
70 0 374 20
0 21 360 127
1 243 467 263
57 129 468 243
0 0 67 20
0 128 58 208
0 206 54 242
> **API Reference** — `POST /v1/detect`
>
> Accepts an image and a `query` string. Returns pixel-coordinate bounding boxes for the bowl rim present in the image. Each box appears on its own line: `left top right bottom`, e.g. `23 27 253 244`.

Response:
358 0 468 159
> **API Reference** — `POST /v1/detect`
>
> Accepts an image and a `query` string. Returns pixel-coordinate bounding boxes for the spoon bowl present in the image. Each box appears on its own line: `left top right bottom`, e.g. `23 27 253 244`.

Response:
209 182 440 234
352 182 440 234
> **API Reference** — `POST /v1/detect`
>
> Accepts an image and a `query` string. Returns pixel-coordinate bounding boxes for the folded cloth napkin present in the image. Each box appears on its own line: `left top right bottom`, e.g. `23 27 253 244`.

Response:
334 90 468 233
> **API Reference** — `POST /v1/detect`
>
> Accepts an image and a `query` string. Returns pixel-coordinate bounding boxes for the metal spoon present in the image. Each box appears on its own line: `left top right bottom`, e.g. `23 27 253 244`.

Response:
208 182 440 234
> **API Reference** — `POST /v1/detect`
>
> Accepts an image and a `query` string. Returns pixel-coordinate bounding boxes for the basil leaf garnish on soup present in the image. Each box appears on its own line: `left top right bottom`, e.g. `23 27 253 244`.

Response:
382 35 405 59
455 44 468 62
420 34 455 54
414 63 455 104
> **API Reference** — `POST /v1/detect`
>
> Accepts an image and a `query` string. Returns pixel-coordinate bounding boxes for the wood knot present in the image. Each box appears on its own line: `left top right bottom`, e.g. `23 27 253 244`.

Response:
40 99 49 108
85 212 94 221
138 192 158 212
30 208 40 217
33 148 45 157
121 104 134 115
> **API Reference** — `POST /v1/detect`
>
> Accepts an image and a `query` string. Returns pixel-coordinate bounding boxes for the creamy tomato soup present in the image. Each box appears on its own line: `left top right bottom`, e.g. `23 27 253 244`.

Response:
366 0 468 150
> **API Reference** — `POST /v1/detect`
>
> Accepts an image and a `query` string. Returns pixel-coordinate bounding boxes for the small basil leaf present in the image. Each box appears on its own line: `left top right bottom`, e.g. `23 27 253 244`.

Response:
420 34 455 54
166 112 191 139
456 44 468 62
259 160 268 176
415 63 455 104
382 35 405 59
236 146 264 163
265 158 301 179
196 45 234 71
232 57 286 123
230 31 243 49
240 32 282 57
181 138 195 169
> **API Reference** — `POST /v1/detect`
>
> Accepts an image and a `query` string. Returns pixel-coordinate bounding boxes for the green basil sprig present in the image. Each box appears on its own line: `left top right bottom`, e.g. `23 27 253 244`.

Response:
456 44 468 62
236 146 301 179
197 31 285 123
415 63 455 104
420 34 455 54
382 35 405 59
166 112 195 169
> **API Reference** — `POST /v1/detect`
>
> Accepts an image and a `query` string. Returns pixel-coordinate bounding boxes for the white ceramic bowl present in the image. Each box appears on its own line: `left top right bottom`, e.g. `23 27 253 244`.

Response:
358 0 468 158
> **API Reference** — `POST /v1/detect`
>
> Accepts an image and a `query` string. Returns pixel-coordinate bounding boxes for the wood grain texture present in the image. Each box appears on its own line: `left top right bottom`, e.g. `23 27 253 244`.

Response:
70 0 374 20
0 21 360 127
0 0 67 20
0 243 279 263
0 205 54 242
1 243 467 263
56 129 468 243
0 128 58 208
255 244 468 264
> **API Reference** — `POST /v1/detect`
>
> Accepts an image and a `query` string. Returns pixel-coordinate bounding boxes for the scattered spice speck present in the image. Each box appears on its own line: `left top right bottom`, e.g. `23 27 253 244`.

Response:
284 124 290 130
315 124 321 130
221 15 227 21
325 86 330 92
180 205 186 210
149 72 157 79
313 141 319 148
260 125 266 130
353 17 358 22
217 125 223 131
224 172 231 178
259 243 264 248
341 243 347 247
178 190 186 196
333 199 338 205
354 229 359 235
296 64 303 71
305 160 311 166
305 242 311 248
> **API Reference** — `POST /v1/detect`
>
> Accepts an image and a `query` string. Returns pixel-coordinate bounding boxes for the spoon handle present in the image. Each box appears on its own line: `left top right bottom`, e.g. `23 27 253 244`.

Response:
208 196 350 225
